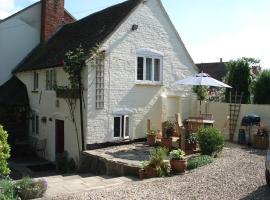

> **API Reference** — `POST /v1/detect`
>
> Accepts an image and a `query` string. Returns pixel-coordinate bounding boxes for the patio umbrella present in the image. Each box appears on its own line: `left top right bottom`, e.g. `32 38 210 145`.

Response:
175 73 232 113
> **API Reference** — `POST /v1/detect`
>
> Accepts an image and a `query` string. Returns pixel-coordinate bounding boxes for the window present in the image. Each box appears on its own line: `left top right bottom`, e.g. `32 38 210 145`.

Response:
136 49 162 82
96 52 105 109
33 72 39 90
46 69 57 90
113 115 129 139
137 57 144 80
31 112 39 135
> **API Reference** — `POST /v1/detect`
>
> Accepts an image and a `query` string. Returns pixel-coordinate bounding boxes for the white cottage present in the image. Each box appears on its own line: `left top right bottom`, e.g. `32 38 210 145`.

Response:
14 0 198 162
0 0 75 86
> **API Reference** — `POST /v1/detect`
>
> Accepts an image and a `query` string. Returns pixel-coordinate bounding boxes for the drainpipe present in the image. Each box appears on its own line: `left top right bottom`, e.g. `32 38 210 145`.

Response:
79 73 85 151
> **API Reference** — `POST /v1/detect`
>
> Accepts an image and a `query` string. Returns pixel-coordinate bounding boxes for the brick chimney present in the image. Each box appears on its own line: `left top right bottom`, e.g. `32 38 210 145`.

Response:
41 0 65 43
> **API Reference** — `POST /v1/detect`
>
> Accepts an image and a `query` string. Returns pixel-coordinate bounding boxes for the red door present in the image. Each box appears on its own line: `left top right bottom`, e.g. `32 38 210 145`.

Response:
55 120 64 155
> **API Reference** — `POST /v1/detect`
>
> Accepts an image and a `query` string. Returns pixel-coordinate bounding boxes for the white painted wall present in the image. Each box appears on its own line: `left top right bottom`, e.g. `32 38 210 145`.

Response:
86 0 197 145
16 67 88 162
0 3 41 85
199 101 270 141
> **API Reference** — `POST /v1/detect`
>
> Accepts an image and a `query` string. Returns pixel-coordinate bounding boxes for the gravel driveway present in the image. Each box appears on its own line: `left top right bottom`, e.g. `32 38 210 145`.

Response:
49 143 270 200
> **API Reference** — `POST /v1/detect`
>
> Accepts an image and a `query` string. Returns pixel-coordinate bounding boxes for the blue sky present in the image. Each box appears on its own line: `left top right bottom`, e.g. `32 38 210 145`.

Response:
1 0 270 68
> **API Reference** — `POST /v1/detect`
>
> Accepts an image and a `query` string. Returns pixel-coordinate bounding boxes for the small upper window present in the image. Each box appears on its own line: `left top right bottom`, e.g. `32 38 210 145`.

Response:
136 48 163 82
33 72 39 90
46 69 57 90
31 112 39 135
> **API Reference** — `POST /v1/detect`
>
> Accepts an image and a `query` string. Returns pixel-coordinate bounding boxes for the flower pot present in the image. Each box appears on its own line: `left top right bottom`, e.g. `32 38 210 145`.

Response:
138 169 146 180
145 166 157 178
185 140 197 151
253 135 269 149
170 159 187 173
147 135 156 146
161 138 172 149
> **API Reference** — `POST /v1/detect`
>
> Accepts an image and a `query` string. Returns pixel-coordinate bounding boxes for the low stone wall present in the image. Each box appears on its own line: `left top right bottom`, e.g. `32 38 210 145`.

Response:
78 152 140 177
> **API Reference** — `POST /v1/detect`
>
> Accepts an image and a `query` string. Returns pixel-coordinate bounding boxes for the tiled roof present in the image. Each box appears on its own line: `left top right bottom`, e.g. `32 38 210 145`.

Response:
196 62 227 81
14 0 141 72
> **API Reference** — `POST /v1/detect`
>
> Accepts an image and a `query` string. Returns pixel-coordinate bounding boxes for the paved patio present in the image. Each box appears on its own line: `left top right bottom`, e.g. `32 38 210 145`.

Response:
38 174 137 198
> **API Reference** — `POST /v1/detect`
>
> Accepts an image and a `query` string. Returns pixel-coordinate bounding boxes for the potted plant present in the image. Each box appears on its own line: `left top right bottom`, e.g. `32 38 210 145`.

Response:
147 129 157 146
161 121 175 149
139 161 149 179
139 147 169 179
185 132 198 151
169 149 187 173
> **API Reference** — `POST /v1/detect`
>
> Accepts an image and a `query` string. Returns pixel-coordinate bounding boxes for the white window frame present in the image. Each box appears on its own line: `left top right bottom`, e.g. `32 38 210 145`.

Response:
33 71 39 90
136 48 163 84
113 115 129 139
46 69 57 91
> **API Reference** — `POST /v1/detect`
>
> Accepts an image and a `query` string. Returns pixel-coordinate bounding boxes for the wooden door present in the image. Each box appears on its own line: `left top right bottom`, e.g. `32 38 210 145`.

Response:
55 120 64 155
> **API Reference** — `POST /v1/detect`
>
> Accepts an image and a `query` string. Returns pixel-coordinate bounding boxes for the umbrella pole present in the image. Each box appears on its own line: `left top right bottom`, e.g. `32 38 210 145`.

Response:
200 100 202 114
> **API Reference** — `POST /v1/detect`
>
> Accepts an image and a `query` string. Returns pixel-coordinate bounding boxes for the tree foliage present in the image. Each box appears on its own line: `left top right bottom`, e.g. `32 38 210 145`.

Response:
0 125 10 176
225 58 254 103
192 86 207 101
253 70 270 104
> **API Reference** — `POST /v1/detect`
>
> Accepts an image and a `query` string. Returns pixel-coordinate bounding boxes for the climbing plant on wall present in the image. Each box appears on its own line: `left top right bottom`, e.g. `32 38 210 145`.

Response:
56 44 103 156
0 125 10 177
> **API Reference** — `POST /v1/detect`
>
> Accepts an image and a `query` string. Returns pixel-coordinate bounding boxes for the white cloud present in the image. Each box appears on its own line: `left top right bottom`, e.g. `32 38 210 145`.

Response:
0 0 16 19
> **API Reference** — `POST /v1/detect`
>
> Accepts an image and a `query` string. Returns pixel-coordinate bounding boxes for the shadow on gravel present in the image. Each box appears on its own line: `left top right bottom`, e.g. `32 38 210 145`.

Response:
240 185 270 200
226 142 267 157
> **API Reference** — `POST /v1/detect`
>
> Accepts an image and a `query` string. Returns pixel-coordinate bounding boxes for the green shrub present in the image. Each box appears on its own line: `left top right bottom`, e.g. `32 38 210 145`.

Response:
16 177 47 200
187 155 214 170
0 179 18 200
198 128 224 156
0 125 10 177
254 70 270 104
56 151 77 174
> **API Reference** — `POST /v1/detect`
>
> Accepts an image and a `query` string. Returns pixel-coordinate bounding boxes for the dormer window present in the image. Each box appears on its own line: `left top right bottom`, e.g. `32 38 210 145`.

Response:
136 48 163 83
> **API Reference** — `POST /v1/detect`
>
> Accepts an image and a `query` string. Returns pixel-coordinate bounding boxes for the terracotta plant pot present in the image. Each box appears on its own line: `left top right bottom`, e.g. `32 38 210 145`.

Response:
147 135 156 146
170 159 187 174
253 135 269 149
185 140 197 151
138 169 146 180
145 166 157 178
161 138 172 149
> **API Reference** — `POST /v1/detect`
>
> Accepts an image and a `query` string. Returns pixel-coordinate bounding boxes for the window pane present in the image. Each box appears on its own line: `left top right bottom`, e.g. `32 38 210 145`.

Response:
114 117 121 137
36 115 39 134
146 58 152 80
125 117 129 137
46 71 49 90
154 59 160 81
32 115 35 133
137 57 144 80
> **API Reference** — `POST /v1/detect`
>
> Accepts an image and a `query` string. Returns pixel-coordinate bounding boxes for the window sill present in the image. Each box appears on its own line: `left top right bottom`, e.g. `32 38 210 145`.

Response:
135 81 163 86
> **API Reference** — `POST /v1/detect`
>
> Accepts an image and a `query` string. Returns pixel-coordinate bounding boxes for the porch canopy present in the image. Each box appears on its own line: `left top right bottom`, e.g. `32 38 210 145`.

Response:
0 76 29 106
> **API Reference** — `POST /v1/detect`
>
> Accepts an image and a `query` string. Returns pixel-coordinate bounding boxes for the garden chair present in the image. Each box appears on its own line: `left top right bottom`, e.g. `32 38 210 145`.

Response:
199 113 213 120
188 117 203 133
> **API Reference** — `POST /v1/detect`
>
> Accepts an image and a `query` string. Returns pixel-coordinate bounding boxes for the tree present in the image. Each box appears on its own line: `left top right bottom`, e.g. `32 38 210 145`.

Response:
192 86 207 101
0 125 10 177
225 58 254 104
253 70 270 104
